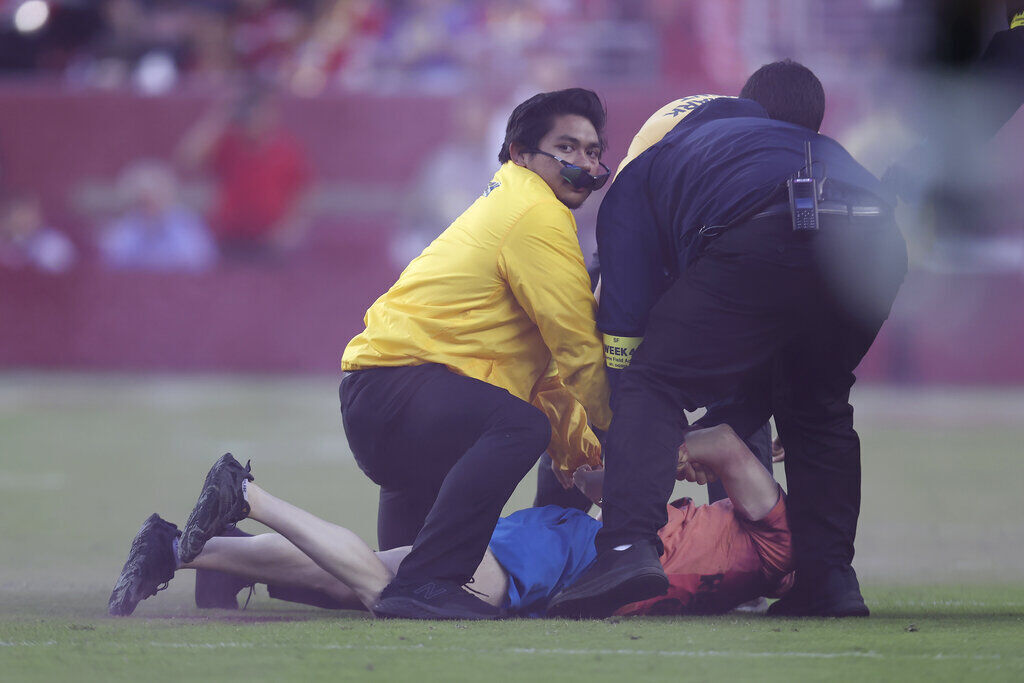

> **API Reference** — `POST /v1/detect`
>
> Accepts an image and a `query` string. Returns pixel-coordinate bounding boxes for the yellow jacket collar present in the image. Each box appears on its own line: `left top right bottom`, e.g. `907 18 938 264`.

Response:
498 161 559 201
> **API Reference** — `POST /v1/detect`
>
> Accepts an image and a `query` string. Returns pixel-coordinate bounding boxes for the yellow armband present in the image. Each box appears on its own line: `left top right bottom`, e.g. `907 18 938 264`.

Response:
1013 11 1024 29
603 334 642 369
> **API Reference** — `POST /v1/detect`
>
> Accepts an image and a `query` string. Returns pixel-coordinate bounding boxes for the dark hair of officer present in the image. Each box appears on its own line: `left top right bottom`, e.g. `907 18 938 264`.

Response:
740 59 826 132
498 88 607 164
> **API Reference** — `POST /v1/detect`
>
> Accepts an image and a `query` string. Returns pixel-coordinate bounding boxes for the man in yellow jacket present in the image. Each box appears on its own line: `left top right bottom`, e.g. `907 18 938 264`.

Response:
340 88 612 620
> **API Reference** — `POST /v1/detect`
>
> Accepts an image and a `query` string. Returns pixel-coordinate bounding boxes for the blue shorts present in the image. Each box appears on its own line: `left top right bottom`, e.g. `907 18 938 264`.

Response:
488 506 600 617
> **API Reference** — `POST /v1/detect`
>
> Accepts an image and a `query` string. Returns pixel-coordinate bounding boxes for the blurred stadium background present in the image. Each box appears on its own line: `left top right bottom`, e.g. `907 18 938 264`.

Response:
1 0 1024 612
0 0 1022 378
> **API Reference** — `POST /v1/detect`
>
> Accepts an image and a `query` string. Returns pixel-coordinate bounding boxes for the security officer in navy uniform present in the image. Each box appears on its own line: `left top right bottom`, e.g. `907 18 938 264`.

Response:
548 60 908 619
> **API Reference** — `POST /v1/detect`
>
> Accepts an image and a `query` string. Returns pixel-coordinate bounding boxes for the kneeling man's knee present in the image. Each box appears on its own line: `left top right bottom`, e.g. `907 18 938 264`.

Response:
500 401 551 457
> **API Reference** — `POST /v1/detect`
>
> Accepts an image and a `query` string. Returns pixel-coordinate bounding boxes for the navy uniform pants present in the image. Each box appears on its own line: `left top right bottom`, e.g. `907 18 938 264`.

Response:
597 213 907 591
340 364 550 584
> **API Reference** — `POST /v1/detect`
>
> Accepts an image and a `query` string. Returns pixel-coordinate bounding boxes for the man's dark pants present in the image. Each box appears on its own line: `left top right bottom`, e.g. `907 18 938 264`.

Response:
598 213 907 594
340 363 550 584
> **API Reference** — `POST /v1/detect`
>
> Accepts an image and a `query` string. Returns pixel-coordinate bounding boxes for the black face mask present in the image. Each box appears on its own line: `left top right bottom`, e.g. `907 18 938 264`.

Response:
529 149 610 191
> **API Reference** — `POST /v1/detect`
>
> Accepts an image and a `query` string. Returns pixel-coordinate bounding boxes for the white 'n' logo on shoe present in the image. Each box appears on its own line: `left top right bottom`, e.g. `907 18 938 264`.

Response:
412 583 447 600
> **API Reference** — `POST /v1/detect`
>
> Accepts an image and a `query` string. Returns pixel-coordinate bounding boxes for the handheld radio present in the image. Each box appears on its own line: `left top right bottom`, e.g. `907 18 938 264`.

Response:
787 141 819 233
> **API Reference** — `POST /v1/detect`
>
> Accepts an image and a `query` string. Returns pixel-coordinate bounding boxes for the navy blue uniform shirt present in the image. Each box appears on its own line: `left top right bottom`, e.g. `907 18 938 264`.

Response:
597 97 892 343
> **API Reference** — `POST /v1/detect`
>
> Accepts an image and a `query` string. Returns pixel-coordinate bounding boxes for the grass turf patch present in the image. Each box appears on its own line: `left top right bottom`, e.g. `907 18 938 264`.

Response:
2 374 1024 681
3 586 1024 682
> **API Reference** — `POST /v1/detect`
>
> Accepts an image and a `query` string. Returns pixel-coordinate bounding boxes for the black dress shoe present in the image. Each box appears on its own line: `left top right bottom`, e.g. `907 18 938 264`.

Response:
768 567 869 617
768 590 869 617
547 541 668 619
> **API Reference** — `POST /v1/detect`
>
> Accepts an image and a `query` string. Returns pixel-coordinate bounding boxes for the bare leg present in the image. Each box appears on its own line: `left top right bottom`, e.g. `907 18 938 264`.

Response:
185 532 509 611
468 550 509 608
680 424 780 521
183 534 368 610
183 481 511 613
240 483 393 610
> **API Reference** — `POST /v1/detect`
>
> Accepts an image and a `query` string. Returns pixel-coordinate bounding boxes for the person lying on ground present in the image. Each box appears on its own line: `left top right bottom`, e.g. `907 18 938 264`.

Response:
108 424 792 618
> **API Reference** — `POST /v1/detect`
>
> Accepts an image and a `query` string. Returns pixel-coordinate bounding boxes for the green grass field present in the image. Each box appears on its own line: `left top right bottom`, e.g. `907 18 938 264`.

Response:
2 373 1023 681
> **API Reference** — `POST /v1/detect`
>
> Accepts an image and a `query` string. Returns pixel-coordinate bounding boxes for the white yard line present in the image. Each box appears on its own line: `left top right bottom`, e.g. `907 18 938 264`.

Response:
888 600 1024 607
0 640 1013 662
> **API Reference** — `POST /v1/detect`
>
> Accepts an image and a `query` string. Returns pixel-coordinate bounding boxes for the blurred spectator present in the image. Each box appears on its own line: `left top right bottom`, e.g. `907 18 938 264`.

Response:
177 81 310 260
0 194 76 273
65 0 188 93
2 0 962 97
391 97 497 267
0 0 104 74
181 4 236 89
231 0 314 81
287 0 387 95
370 0 482 93
98 160 216 271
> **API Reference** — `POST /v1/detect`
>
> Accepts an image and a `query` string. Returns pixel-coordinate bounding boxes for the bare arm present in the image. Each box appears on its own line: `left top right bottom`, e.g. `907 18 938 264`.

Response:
572 425 780 521
678 425 780 521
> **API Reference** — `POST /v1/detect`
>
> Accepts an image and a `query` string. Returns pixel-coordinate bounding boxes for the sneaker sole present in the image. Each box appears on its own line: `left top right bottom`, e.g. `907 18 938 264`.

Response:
768 597 870 618
372 596 502 621
547 569 669 620
179 456 251 564
108 566 144 616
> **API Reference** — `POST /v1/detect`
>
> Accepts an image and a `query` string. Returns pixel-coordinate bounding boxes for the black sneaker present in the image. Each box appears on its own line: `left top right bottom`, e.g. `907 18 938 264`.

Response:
546 541 668 619
372 579 504 620
108 514 180 616
179 453 254 564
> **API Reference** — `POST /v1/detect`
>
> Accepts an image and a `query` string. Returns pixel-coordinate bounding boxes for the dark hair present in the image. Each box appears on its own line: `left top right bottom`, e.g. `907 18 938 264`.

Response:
740 59 825 132
498 88 606 164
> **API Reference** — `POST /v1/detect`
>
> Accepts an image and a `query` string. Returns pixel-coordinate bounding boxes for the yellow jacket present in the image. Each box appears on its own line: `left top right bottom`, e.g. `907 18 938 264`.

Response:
342 162 612 440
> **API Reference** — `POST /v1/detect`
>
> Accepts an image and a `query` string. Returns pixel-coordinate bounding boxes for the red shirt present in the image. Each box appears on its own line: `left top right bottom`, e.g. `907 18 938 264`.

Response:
617 494 794 616
209 128 309 241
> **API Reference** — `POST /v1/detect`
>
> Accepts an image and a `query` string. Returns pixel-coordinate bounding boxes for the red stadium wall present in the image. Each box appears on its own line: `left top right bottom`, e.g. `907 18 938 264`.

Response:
5 265 1023 382
0 244 391 373
1 86 1022 383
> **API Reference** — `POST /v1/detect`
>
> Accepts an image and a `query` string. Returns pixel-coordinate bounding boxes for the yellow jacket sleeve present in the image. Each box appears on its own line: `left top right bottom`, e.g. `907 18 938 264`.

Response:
498 203 612 430
530 373 602 477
